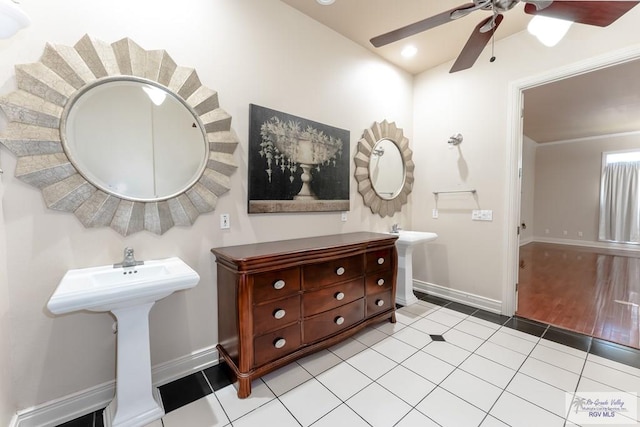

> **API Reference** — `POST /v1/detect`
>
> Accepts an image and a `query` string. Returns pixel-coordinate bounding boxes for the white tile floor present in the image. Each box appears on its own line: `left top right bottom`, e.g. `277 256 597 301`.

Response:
154 301 640 426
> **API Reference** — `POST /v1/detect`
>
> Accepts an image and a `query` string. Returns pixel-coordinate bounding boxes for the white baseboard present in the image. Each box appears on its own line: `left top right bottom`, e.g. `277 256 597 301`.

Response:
531 236 640 253
413 280 503 314
519 236 534 246
14 346 219 427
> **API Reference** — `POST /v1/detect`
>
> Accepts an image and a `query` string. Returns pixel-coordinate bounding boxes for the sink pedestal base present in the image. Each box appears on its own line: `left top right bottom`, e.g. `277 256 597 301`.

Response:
103 388 163 427
103 302 165 427
396 248 419 306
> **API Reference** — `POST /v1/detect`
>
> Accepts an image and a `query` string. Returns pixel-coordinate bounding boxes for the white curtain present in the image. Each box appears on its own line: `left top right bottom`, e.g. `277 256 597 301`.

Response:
598 161 640 243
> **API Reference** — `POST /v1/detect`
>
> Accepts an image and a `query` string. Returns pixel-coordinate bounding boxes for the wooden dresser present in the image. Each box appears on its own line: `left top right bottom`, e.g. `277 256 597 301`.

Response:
211 232 398 398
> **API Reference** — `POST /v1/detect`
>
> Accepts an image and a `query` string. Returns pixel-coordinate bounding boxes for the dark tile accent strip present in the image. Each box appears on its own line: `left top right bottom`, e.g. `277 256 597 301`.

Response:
446 302 478 315
56 412 95 427
472 309 511 326
415 292 450 307
590 338 640 370
542 326 592 352
203 362 234 391
430 334 446 342
159 371 213 413
503 317 548 337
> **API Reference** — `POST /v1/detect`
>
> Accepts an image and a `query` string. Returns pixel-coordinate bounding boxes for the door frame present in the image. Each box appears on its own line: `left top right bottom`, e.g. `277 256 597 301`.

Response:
502 45 640 316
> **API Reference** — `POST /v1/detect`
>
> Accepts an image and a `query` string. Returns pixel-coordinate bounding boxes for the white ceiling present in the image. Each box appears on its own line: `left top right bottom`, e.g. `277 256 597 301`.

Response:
523 59 640 142
280 0 532 75
280 0 640 143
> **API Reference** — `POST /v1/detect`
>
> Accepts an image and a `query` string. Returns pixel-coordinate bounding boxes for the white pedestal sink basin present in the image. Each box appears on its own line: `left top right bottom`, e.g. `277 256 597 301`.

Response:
391 231 438 306
48 256 200 427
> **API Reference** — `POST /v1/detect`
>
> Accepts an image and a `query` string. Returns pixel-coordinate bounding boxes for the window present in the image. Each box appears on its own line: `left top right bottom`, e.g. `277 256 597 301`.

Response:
598 150 640 244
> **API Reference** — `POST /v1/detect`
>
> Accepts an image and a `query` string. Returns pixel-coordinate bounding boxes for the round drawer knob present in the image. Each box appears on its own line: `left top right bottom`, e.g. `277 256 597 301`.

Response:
377 257 385 265
273 309 286 319
376 299 385 307
335 316 345 325
336 267 345 276
273 280 286 290
335 292 345 301
377 278 385 286
274 338 286 349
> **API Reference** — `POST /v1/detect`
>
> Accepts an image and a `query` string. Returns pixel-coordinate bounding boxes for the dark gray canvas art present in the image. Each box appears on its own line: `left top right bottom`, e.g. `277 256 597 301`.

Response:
248 104 350 213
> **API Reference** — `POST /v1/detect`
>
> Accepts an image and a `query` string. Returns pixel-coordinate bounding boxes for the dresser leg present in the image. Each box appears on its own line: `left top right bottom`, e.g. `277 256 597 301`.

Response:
390 311 396 323
236 377 251 398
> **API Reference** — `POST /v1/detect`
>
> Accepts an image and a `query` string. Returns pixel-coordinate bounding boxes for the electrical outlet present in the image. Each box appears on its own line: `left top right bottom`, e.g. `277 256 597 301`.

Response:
472 210 481 220
220 213 230 229
563 230 568 236
578 231 583 237
432 209 438 219
341 211 348 222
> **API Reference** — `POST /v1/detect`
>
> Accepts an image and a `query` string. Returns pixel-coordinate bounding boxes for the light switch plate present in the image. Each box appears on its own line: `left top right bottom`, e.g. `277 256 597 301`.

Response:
432 209 438 219
220 214 230 229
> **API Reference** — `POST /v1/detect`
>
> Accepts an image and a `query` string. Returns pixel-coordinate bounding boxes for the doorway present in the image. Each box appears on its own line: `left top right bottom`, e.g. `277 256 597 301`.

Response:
504 48 640 349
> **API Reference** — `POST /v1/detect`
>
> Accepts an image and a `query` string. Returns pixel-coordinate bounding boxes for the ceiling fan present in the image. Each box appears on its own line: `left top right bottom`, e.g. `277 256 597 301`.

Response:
370 1 639 73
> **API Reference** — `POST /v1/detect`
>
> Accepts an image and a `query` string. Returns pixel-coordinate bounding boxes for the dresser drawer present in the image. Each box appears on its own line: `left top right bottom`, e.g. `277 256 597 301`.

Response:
366 249 393 273
254 323 301 367
253 267 300 302
254 295 301 336
366 291 392 317
303 298 365 344
302 255 363 290
303 277 364 317
365 270 394 295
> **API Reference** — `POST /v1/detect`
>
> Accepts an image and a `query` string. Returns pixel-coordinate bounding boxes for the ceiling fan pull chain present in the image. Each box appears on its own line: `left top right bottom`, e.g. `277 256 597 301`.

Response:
490 8 497 63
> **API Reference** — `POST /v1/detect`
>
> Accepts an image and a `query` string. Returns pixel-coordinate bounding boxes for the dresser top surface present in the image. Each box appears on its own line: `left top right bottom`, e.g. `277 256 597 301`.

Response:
211 232 397 263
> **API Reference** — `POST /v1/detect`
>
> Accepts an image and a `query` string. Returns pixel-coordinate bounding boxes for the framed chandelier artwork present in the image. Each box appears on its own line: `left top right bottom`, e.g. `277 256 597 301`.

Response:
248 104 350 213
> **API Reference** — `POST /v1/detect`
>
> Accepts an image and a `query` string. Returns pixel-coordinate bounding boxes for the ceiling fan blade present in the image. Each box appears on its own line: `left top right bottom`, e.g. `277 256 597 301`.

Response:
370 3 475 48
450 14 504 73
524 1 639 27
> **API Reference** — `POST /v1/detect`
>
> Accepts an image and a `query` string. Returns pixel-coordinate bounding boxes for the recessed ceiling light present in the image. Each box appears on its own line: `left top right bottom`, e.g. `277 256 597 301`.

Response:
316 0 335 5
401 45 417 58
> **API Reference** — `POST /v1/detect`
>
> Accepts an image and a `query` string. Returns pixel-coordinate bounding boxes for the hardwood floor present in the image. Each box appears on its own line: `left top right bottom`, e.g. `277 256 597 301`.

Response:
517 242 640 349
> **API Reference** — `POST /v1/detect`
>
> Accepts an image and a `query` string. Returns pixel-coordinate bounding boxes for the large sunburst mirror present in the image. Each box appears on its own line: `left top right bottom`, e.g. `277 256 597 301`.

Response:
0 35 237 235
354 120 414 217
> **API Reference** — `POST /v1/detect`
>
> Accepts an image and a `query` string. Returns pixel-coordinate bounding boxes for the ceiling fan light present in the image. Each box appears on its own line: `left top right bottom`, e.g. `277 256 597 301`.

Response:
527 15 572 47
0 0 30 39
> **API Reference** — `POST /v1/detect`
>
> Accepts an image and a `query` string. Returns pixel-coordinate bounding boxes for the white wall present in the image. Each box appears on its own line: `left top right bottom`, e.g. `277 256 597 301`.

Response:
411 9 640 303
533 133 640 244
0 0 413 413
0 143 15 427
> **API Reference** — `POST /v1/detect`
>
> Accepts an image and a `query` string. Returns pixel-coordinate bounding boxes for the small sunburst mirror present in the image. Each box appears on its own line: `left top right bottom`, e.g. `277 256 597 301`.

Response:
0 35 238 235
354 120 414 217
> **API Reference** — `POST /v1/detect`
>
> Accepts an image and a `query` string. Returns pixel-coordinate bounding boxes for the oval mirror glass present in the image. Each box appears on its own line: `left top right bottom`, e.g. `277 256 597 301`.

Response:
368 138 405 200
63 79 208 201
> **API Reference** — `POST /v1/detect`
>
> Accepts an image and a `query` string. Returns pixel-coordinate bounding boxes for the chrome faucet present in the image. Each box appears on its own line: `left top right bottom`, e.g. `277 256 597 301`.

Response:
113 247 144 268
391 224 402 233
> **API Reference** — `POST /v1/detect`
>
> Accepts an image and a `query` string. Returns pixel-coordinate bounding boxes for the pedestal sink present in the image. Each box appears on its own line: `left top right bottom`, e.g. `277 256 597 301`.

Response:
47 256 200 427
391 231 438 306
